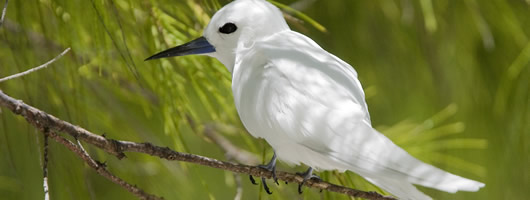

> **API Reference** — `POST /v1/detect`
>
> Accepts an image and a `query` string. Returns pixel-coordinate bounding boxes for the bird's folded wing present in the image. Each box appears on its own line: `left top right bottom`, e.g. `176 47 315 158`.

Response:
233 30 371 150
247 33 370 151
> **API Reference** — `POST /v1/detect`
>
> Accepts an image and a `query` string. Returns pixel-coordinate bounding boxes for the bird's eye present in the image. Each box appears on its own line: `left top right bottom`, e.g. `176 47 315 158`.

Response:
219 23 237 34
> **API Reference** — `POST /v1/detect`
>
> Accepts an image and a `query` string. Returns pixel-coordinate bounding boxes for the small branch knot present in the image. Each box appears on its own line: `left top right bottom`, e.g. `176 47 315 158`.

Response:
110 139 126 159
14 101 23 114
95 160 107 168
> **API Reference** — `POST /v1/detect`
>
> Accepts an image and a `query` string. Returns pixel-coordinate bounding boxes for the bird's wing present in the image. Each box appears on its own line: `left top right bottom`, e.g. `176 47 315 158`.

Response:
256 31 371 122
233 31 371 151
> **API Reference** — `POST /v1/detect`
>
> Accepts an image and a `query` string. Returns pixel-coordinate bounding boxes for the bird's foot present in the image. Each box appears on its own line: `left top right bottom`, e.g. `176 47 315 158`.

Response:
296 167 321 194
249 152 279 194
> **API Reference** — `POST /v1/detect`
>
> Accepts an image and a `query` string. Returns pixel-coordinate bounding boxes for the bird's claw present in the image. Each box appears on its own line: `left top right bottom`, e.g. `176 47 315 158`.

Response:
262 176 273 194
249 175 258 185
249 152 278 194
296 167 321 194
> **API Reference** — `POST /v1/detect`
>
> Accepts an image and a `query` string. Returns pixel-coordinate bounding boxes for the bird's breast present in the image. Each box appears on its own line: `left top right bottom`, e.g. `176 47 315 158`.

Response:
231 59 278 139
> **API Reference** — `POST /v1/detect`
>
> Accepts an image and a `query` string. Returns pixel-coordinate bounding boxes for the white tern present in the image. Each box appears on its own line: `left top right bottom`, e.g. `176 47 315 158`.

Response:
146 0 485 199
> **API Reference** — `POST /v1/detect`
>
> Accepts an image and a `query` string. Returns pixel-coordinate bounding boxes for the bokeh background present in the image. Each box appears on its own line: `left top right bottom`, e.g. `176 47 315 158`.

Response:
0 0 528 199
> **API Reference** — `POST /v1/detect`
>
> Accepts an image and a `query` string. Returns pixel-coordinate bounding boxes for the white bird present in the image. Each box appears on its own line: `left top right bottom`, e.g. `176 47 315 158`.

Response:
146 0 485 199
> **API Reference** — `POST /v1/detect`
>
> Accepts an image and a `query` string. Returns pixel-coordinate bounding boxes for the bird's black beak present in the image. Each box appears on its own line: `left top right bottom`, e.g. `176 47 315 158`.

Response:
145 36 215 61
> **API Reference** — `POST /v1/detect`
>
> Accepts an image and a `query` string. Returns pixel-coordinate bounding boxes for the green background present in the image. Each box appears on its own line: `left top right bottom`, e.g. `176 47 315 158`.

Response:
0 0 528 199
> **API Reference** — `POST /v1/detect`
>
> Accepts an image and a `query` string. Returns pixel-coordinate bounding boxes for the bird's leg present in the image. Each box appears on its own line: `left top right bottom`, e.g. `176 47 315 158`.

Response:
296 167 321 194
249 152 279 194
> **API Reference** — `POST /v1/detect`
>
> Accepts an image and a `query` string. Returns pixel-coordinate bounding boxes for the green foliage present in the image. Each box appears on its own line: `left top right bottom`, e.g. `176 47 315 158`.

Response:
0 0 528 199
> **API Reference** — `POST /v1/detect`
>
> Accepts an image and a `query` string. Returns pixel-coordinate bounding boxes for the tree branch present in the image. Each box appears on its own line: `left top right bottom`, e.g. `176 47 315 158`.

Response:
43 133 50 200
0 90 395 200
0 47 71 83
47 131 162 200
0 0 7 28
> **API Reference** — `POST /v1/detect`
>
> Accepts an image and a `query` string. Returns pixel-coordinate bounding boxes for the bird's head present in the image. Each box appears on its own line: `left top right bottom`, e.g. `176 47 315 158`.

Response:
145 0 289 72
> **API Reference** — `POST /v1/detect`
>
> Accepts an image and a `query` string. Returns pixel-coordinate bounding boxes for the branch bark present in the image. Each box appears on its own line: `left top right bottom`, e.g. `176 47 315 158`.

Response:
0 90 395 200
43 133 50 200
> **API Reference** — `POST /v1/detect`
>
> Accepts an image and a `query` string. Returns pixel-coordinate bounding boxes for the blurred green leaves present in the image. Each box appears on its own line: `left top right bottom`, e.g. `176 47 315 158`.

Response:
1 0 528 200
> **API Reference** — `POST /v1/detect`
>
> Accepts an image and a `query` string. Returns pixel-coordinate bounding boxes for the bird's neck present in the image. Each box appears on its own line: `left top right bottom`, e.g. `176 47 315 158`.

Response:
211 51 235 73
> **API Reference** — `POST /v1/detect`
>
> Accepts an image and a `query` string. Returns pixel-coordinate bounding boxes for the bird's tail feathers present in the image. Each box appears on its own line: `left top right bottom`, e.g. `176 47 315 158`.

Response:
331 123 485 196
364 176 432 200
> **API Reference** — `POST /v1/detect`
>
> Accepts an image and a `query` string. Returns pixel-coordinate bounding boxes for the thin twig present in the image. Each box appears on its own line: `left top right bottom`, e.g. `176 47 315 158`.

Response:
203 125 252 200
233 172 243 200
0 0 8 28
47 132 162 200
199 122 262 200
0 90 395 200
204 124 259 165
0 48 71 82
228 158 244 200
43 133 50 200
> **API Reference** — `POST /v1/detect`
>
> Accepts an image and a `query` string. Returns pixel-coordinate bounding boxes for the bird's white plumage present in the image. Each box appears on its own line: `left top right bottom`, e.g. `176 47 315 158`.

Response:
232 30 370 167
201 0 485 199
